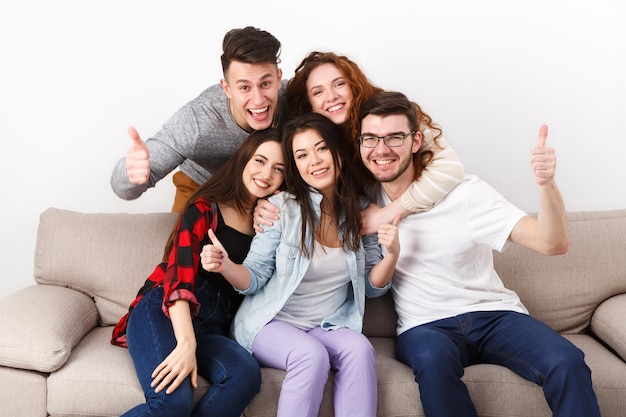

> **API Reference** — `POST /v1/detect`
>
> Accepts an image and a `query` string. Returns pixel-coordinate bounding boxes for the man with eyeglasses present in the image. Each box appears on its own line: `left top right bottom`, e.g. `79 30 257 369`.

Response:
360 91 601 417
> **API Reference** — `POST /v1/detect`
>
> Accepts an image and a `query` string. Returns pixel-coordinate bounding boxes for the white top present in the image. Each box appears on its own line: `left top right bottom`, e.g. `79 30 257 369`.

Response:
275 245 350 330
378 175 529 335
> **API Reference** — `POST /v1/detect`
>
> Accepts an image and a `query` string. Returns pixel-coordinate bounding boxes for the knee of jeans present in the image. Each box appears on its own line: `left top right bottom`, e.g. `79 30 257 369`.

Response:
400 341 459 377
144 387 194 417
544 344 588 376
408 338 449 362
231 354 262 390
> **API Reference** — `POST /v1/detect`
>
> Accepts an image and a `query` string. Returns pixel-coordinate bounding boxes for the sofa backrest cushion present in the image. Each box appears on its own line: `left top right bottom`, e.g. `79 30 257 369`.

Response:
34 208 179 326
33 208 626 336
494 209 626 334
363 292 398 338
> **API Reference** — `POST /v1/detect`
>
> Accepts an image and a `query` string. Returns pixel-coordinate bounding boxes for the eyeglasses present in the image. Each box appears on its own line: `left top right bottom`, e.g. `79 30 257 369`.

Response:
358 131 416 148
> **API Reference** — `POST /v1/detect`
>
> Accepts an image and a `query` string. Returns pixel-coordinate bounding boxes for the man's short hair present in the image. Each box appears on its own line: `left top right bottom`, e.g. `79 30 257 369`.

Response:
221 26 282 75
359 91 419 132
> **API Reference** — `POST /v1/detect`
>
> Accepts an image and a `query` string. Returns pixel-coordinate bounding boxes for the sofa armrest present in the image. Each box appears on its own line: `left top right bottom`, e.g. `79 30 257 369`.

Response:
590 293 626 362
0 285 98 372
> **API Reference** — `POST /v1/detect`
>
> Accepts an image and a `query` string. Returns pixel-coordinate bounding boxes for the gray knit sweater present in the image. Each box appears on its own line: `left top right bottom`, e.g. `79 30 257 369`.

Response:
111 81 287 200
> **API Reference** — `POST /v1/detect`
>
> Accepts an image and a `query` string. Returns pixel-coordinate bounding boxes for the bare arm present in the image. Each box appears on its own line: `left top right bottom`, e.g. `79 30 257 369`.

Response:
508 125 569 255
150 300 198 394
368 215 401 288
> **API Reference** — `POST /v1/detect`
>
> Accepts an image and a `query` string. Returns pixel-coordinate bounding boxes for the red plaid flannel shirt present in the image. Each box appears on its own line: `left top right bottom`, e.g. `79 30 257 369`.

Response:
111 198 218 348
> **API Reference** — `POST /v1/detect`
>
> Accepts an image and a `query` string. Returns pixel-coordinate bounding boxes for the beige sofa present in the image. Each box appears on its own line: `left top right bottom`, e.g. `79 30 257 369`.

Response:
1 207 625 417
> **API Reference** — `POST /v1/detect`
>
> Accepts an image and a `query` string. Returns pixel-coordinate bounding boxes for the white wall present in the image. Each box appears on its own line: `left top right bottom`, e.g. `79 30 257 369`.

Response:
1 0 624 299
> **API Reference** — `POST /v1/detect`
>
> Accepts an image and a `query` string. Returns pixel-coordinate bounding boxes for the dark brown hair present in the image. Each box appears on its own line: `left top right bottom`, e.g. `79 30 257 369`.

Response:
220 26 282 76
282 113 362 256
162 128 284 260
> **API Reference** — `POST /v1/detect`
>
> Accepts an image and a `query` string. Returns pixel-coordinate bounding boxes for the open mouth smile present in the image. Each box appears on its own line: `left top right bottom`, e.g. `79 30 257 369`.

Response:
249 106 269 114
373 158 395 166
253 178 270 189
327 104 344 113
249 106 270 121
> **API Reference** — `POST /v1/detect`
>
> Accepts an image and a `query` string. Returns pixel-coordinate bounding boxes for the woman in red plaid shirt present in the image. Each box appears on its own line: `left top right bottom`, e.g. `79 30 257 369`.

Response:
112 128 285 417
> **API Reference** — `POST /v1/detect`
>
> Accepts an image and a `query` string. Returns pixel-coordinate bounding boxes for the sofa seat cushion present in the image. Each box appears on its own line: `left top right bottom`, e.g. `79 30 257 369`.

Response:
0 366 47 417
0 285 97 372
47 327 210 417
244 334 626 417
565 334 626 417
41 330 626 417
245 366 336 417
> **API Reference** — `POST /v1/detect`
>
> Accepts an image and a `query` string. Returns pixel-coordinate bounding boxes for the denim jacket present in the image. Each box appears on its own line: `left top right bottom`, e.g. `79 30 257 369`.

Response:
231 190 384 352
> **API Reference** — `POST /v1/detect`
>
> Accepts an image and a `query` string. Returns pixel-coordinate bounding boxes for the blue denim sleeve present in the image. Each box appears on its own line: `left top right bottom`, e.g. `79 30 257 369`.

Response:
362 232 391 298
240 223 282 295
240 194 288 295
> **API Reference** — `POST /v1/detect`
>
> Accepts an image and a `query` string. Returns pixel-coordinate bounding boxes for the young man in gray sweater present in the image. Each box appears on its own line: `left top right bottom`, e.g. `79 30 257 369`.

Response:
111 26 287 212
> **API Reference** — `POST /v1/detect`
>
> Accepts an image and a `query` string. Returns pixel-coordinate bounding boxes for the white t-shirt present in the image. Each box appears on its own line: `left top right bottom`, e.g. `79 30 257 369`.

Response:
378 175 529 335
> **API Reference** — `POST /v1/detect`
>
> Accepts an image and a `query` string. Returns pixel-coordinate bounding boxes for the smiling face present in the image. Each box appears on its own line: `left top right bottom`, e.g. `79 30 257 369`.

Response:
359 114 421 188
220 61 283 132
242 140 285 199
292 128 340 197
305 63 354 126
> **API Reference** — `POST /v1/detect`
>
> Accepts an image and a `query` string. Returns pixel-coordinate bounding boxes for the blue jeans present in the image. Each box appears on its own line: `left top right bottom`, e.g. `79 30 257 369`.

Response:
122 282 261 417
395 311 601 417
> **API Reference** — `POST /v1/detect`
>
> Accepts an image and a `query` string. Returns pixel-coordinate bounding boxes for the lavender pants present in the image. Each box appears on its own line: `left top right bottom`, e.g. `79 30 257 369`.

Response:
252 320 377 417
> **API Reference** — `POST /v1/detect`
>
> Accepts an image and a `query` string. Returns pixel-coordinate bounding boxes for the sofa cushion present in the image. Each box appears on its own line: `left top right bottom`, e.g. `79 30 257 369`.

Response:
0 285 97 372
591 293 626 361
494 209 626 333
376 334 626 417
34 208 178 326
47 327 211 417
0 366 47 417
363 292 397 338
565 334 626 417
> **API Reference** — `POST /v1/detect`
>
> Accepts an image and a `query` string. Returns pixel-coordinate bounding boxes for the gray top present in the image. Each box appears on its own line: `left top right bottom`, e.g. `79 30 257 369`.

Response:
111 81 288 200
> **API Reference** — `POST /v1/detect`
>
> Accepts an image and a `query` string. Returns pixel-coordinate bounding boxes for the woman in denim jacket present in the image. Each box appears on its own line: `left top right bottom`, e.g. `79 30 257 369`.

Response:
201 113 400 417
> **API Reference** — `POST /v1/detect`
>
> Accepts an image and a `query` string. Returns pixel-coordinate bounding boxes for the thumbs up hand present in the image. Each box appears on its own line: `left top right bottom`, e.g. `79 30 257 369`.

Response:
125 126 150 185
201 229 231 273
530 125 557 186
377 214 401 257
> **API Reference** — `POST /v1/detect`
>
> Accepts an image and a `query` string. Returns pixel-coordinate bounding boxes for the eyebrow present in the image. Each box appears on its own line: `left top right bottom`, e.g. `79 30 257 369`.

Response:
295 139 325 154
255 153 285 166
361 130 405 137
309 77 345 92
233 73 274 85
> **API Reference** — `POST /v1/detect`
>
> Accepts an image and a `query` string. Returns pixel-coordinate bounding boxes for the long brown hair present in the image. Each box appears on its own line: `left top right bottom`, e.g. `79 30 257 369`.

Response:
287 51 444 153
282 113 362 256
162 128 284 260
